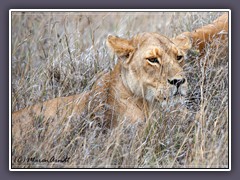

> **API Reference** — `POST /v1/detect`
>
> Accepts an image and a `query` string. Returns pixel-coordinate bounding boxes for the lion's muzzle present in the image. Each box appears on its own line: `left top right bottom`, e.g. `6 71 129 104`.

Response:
168 78 188 97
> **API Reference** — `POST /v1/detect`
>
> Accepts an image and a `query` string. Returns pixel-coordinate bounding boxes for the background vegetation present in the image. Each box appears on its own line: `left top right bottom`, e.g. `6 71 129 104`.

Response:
11 11 229 168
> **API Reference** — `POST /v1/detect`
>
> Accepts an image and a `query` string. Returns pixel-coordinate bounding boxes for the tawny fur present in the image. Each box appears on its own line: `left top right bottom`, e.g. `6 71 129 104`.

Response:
172 13 228 53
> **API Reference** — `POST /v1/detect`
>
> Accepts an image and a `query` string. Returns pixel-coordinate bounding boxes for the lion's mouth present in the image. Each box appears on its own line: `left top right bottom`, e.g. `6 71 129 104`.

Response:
162 92 185 101
157 86 187 102
163 93 185 101
168 85 188 98
173 91 186 97
160 95 186 109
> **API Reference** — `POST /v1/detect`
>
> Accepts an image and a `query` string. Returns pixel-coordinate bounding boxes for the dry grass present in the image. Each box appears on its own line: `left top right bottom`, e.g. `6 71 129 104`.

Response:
11 11 229 168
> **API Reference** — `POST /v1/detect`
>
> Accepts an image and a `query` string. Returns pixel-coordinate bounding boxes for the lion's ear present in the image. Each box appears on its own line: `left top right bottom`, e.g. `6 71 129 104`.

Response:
171 33 192 53
107 35 134 59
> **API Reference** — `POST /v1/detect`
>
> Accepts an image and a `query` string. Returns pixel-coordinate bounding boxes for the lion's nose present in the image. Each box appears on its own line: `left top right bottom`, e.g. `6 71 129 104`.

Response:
168 78 186 88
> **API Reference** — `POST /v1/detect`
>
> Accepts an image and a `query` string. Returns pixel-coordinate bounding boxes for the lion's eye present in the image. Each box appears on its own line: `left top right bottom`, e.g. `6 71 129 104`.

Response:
176 55 183 61
147 58 159 63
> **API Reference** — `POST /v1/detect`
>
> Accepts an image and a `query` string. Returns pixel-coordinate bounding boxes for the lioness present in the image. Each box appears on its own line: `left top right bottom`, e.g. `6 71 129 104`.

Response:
12 14 228 133
12 32 189 131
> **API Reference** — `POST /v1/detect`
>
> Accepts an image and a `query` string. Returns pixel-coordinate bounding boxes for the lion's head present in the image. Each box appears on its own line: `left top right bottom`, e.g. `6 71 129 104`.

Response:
107 32 191 105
